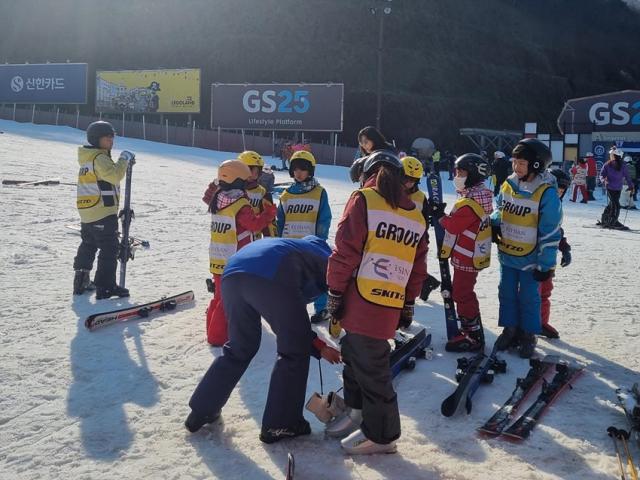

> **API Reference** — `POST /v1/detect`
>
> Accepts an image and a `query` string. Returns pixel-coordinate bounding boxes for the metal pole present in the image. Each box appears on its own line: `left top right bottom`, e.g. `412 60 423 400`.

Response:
217 126 221 150
99 111 102 120
13 103 16 121
333 132 338 166
272 130 276 158
241 129 246 150
192 121 196 146
122 111 125 137
375 10 385 130
56 108 59 125
142 115 146 140
75 107 80 129
31 104 36 123
165 119 169 143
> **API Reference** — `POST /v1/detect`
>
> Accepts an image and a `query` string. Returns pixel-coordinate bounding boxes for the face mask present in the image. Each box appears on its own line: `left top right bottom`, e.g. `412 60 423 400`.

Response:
454 176 467 191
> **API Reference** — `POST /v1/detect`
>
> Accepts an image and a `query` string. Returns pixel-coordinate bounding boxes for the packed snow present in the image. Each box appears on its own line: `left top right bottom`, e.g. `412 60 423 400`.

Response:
0 119 638 479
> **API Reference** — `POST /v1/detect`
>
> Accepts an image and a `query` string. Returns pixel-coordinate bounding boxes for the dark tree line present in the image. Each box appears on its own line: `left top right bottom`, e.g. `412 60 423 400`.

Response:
1 0 638 150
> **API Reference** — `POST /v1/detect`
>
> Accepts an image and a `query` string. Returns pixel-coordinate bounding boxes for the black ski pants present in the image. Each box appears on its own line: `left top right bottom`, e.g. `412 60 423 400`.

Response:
341 332 400 445
73 214 119 289
602 189 621 226
189 273 314 430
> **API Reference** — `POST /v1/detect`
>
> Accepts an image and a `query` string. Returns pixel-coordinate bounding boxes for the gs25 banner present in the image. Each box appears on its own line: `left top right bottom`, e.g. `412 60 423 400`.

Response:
211 83 343 131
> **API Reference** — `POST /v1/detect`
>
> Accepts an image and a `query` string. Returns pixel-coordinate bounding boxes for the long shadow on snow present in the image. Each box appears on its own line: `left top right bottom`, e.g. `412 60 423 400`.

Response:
67 295 159 460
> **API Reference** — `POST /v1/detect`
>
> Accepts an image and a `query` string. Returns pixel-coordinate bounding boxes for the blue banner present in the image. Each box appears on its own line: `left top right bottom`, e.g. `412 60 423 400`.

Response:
0 63 88 104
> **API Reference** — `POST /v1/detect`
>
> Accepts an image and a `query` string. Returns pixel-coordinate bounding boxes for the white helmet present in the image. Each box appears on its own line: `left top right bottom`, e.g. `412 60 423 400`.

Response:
623 156 633 163
585 152 594 157
610 146 624 157
494 151 506 159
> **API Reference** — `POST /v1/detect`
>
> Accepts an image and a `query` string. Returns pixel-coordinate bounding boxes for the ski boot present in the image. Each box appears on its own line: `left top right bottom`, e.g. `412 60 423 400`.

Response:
341 429 397 455
518 330 537 359
310 309 331 324
540 323 559 339
259 419 311 444
494 326 519 351
419 274 441 301
325 407 362 438
184 410 220 433
73 269 96 295
96 285 130 300
445 315 485 352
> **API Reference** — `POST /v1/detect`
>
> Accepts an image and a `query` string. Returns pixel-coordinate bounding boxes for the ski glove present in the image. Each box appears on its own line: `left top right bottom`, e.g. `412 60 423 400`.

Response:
326 291 344 319
532 269 553 282
427 199 447 219
202 181 217 206
491 226 502 244
559 237 571 267
397 301 414 329
119 150 135 165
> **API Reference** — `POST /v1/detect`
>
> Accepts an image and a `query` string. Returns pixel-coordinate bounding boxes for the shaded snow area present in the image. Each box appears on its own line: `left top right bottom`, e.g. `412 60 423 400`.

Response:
1 119 638 479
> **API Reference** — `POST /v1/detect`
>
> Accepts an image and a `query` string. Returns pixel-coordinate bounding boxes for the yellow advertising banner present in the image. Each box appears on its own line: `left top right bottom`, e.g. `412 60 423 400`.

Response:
96 69 200 114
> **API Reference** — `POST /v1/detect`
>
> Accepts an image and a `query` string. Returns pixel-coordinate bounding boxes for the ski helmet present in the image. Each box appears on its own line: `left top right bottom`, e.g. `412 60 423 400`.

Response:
237 150 265 168
217 159 251 190
623 155 633 163
494 151 506 159
86 121 116 148
454 153 490 188
610 146 624 158
362 150 402 179
349 156 367 183
401 156 424 180
512 138 552 175
289 150 316 178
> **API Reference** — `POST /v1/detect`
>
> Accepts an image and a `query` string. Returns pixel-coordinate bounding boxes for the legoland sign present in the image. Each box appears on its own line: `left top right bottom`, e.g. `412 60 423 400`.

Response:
211 83 344 131
557 90 640 133
0 63 88 104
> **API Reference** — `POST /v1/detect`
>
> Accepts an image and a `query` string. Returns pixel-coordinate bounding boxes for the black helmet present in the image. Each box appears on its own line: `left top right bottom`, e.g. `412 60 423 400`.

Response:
87 121 116 148
349 156 366 183
362 150 402 179
512 138 552 174
549 168 571 200
454 153 490 188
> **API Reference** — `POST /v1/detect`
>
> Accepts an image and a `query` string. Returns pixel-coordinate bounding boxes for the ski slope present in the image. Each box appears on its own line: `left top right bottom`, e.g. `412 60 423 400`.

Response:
0 119 638 480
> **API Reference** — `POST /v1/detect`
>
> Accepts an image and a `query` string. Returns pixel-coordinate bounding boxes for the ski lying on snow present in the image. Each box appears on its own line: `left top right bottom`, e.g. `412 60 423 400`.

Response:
478 355 558 435
502 362 583 440
616 384 640 447
85 290 195 331
285 452 294 480
390 328 432 378
582 224 640 234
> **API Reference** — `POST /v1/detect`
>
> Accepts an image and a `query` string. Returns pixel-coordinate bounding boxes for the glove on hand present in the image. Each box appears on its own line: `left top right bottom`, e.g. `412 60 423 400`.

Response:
119 150 135 165
397 301 414 329
428 199 447 219
202 181 217 205
491 225 502 244
326 291 344 320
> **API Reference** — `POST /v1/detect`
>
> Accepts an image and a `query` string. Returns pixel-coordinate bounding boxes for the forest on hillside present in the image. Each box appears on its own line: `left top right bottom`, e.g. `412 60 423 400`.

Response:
1 0 639 150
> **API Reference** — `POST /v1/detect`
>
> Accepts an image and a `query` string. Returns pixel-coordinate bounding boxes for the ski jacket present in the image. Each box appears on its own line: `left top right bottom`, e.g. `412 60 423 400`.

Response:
246 181 277 237
586 157 597 177
76 146 127 223
439 183 493 270
277 181 331 240
491 172 561 272
571 164 588 186
222 235 332 356
209 193 277 275
257 171 275 193
327 176 428 340
600 161 633 192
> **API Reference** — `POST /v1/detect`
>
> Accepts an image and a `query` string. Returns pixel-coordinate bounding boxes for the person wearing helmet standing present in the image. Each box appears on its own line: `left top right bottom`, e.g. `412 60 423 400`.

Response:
324 150 428 455
620 156 637 210
538 168 573 339
491 139 562 358
401 156 441 302
599 147 634 229
206 160 277 346
238 150 277 237
492 151 511 196
277 150 332 323
429 154 493 352
585 152 597 200
73 121 134 299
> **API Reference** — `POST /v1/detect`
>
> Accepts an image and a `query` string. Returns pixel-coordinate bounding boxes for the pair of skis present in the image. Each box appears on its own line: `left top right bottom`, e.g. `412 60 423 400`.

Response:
425 171 459 339
477 357 583 440
616 384 640 447
441 345 507 417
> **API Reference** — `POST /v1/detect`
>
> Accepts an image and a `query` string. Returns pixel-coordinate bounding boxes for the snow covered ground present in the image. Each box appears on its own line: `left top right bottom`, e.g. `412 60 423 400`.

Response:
0 118 638 479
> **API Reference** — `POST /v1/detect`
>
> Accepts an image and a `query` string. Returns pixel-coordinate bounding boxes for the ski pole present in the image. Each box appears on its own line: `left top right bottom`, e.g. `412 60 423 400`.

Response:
609 426 628 480
617 428 639 480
